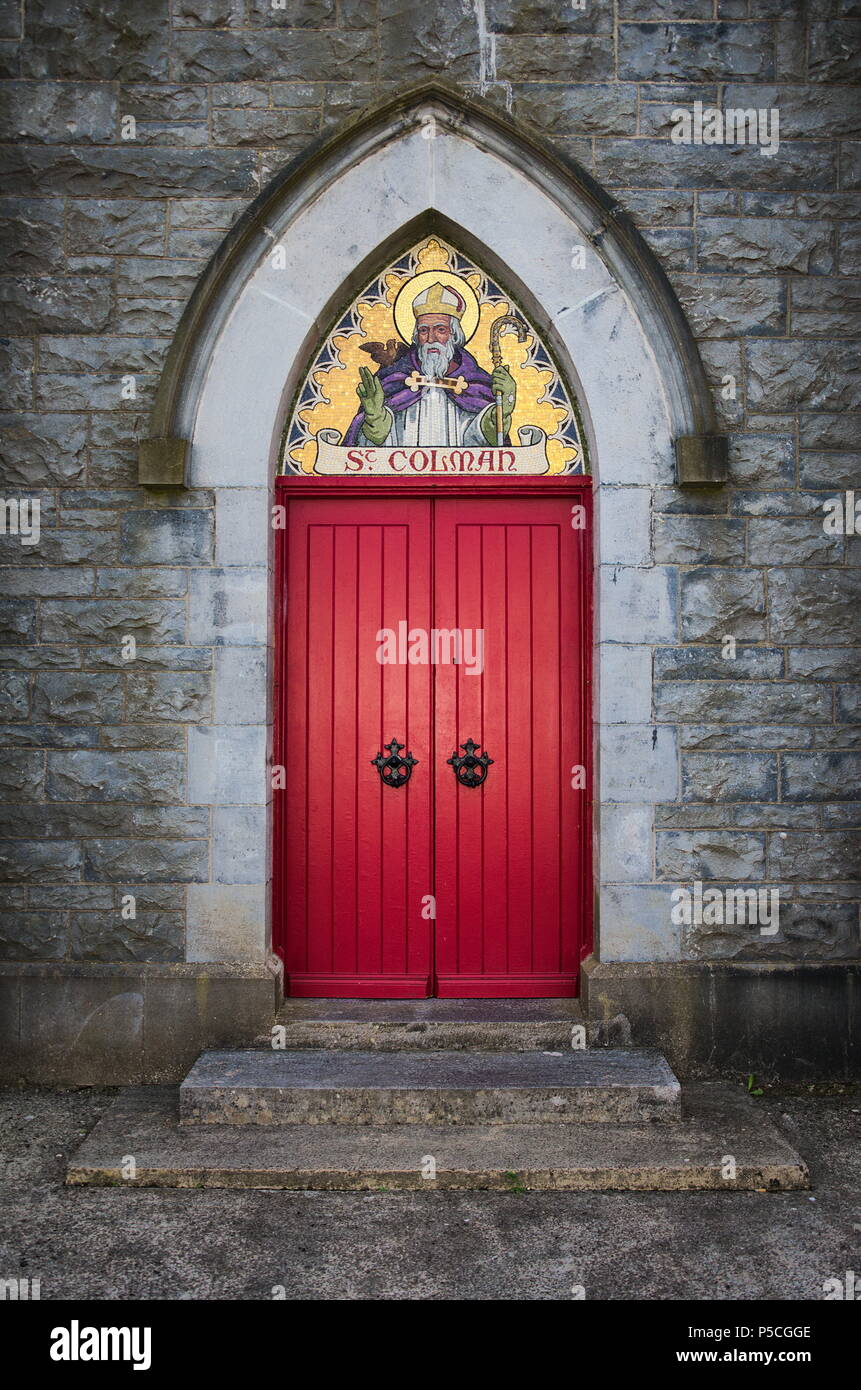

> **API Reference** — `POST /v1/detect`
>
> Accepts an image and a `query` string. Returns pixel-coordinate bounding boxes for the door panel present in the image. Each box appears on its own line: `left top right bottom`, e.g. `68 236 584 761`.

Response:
278 489 588 999
433 497 585 997
283 498 433 996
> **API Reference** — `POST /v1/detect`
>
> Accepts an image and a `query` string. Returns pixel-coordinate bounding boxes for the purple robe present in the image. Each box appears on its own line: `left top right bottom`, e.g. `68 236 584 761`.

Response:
343 346 508 446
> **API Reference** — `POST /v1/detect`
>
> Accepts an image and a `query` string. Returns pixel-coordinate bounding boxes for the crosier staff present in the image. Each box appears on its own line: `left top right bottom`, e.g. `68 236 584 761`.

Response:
489 314 527 447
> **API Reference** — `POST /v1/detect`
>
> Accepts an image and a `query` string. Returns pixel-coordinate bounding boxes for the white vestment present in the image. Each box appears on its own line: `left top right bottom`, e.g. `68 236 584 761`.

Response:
361 385 489 448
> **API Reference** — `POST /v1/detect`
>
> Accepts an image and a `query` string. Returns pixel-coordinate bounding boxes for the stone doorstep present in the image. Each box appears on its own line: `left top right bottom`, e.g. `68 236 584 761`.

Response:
66 1084 810 1193
178 1048 681 1126
256 997 593 1053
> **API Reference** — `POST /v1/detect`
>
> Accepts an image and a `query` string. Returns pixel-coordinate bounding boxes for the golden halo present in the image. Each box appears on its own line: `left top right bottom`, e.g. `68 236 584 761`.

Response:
393 270 480 345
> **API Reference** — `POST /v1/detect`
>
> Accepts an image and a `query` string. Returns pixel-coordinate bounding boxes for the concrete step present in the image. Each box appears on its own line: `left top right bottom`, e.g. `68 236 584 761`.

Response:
67 1083 809 1192
179 1047 681 1126
255 998 601 1053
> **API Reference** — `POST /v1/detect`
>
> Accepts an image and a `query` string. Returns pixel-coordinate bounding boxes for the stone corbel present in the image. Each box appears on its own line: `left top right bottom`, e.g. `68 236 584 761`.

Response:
674 434 729 486
138 436 188 487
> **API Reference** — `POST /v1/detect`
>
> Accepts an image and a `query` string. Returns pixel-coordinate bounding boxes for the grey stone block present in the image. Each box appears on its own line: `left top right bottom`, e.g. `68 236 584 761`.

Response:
172 29 376 82
70 910 183 963
125 671 211 723
120 509 213 566
33 672 123 723
188 569 267 645
728 434 796 488
747 341 861 412
495 33 614 80
212 806 266 884
600 803 653 882
0 146 258 197
748 517 844 566
654 514 745 564
0 911 67 961
654 646 784 681
186 882 266 962
0 751 44 801
510 82 637 137
213 646 267 724
0 80 116 142
600 725 679 801
674 275 786 338
0 671 28 719
595 139 836 192
188 724 267 805
768 831 861 881
656 681 832 723
22 0 169 79
0 273 112 335
598 884 682 962
782 752 861 801
657 830 766 880
83 839 209 883
600 566 678 644
40 600 186 645
809 20 861 81
682 753 778 802
619 21 775 80
698 216 834 274
46 751 184 805
0 197 65 273
680 569 766 643
768 569 861 643
0 839 82 882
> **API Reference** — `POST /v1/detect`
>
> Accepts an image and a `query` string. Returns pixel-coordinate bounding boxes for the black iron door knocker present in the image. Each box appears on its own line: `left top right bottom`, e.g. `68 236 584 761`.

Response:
372 739 418 788
447 739 493 788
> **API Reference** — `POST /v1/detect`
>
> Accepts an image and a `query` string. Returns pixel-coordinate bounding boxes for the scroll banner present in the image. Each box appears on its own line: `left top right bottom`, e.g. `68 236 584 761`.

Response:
311 425 554 476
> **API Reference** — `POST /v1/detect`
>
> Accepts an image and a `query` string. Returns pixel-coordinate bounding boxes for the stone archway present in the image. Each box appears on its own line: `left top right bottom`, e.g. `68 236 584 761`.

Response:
139 82 724 972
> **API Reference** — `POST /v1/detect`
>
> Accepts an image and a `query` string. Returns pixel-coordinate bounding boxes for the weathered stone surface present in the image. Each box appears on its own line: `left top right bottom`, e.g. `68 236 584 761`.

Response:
33 673 123 723
619 23 774 81
792 277 861 336
679 724 814 751
0 751 44 801
0 197 64 272
698 216 834 274
673 275 786 337
0 274 111 334
21 1 169 80
125 672 211 723
120 510 214 566
681 753 778 802
211 107 318 147
0 839 82 882
39 600 186 645
0 147 259 196
680 569 766 642
510 83 637 137
656 681 832 723
769 831 861 881
788 646 860 680
0 672 28 719
654 646 784 681
595 139 836 191
656 830 766 880
0 911 67 961
768 569 861 643
70 910 183 963
653 514 745 564
172 29 375 82
66 200 165 255
0 600 36 645
46 751 184 804
496 34 614 81
747 341 861 411
616 189 694 226
686 901 859 963
809 20 861 82
83 839 208 883
747 518 844 566
781 753 861 801
0 80 115 141
724 83 861 138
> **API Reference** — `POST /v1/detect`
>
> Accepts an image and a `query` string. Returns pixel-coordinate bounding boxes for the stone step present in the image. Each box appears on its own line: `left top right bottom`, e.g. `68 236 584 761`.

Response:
254 997 603 1053
179 1047 681 1126
67 1083 809 1192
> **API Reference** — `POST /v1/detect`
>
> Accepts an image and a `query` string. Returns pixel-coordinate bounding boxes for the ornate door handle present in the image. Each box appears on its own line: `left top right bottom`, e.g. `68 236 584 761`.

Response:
447 739 493 788
372 739 418 788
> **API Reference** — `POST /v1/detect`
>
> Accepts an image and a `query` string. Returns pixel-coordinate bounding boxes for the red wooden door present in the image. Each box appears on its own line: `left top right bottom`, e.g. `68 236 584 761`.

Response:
433 497 585 997
277 486 589 998
282 497 433 996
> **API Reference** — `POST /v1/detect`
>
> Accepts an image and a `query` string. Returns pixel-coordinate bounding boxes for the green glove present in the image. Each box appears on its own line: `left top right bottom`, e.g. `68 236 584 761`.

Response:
480 365 517 446
357 365 392 446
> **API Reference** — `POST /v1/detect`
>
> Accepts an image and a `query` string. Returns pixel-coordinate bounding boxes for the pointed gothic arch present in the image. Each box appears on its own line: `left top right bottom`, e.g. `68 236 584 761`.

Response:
140 84 726 971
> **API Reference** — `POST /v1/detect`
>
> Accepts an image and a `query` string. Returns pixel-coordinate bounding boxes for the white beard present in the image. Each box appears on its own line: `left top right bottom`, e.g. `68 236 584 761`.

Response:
417 339 456 379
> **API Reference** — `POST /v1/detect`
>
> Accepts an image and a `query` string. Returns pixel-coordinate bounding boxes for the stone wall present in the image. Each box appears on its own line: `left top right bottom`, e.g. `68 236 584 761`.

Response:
0 0 859 1011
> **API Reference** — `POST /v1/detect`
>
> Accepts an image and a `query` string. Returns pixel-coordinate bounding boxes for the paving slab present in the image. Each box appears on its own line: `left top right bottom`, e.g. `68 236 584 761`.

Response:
67 1083 809 1192
178 1048 681 1126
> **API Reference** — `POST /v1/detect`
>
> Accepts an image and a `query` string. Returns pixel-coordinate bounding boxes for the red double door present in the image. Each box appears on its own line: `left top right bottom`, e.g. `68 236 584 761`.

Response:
277 487 590 998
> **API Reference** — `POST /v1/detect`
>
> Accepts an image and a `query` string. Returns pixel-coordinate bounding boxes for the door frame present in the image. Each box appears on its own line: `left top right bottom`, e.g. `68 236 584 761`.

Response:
272 474 594 995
